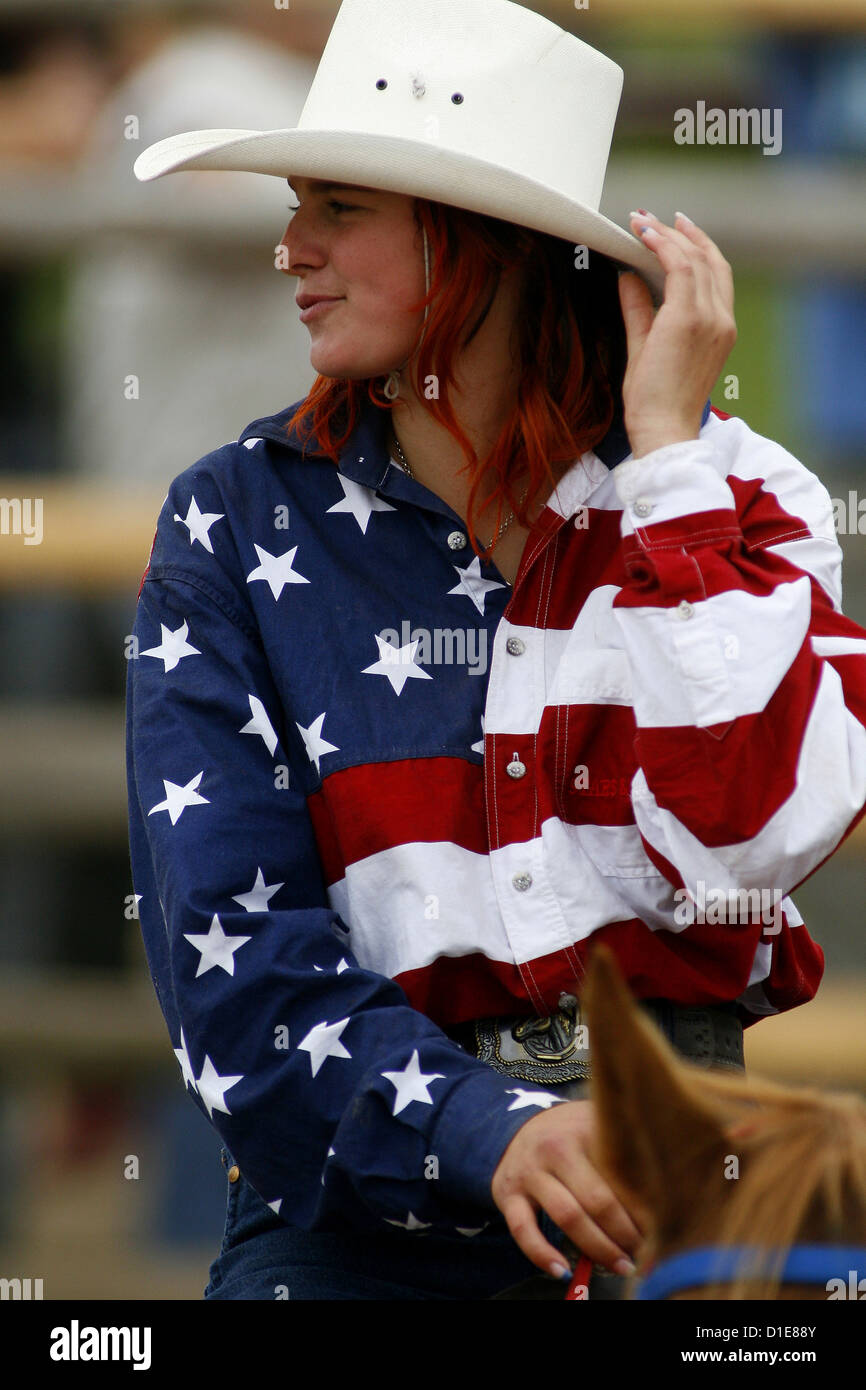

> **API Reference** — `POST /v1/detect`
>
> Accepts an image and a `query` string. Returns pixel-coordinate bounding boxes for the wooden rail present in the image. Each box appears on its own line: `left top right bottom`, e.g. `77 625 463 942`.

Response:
2 163 865 270
5 0 865 27
0 479 162 592
551 0 866 24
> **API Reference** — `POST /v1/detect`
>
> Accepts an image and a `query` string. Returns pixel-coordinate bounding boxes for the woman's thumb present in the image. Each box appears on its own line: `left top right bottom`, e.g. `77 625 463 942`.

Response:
617 270 654 357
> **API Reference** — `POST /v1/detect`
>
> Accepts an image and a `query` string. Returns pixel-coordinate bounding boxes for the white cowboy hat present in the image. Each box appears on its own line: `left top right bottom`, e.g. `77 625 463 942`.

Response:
133 0 664 301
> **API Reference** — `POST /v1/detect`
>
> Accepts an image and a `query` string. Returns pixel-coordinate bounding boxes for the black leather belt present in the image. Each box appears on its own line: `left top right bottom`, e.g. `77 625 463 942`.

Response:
445 994 744 1082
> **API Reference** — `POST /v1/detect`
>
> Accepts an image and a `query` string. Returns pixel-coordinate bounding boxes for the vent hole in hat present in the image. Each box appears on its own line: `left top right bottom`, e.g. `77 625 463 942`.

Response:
451 92 464 104
375 78 388 90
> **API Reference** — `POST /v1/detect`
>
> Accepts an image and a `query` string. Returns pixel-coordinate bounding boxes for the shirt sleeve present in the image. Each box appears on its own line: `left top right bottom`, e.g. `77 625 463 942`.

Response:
608 431 866 943
126 476 556 1237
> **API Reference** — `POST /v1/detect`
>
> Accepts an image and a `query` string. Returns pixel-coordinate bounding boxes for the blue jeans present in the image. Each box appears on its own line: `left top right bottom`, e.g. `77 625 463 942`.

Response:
203 1154 563 1300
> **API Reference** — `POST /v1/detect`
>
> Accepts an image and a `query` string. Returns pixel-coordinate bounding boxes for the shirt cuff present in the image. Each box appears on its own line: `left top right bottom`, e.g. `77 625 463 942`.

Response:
613 438 738 540
430 1065 566 1210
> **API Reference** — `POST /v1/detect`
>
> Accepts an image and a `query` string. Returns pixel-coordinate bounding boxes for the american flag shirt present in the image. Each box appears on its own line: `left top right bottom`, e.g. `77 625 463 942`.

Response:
126 390 866 1234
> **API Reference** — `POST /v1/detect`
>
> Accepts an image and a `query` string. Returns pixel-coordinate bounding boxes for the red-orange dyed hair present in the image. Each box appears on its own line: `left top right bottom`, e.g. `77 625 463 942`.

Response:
284 198 628 562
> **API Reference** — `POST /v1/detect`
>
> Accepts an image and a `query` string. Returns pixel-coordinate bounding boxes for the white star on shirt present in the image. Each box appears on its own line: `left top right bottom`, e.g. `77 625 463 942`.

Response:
447 556 506 615
232 867 283 913
173 1027 196 1091
183 913 251 978
326 474 397 533
471 714 485 757
196 1055 244 1118
147 771 209 825
362 635 433 695
246 543 310 599
240 695 279 756
456 1224 489 1237
267 1198 283 1214
141 619 201 673
296 713 339 773
505 1088 566 1111
381 1049 445 1116
297 1017 352 1078
384 1212 432 1232
313 956 350 974
174 496 225 553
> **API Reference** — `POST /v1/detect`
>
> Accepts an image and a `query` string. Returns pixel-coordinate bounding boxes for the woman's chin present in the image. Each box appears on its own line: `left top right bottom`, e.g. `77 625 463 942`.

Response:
310 350 403 383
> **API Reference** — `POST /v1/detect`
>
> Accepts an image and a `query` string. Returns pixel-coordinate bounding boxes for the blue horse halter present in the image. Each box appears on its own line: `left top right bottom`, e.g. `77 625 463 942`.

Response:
634 1244 866 1300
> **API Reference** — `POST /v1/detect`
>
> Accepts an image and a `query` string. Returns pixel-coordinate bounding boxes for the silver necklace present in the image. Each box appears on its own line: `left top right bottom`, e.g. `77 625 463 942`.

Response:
391 431 526 551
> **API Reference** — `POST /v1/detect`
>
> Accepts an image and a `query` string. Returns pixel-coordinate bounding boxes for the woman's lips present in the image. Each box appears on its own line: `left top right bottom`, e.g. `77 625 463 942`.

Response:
299 298 343 323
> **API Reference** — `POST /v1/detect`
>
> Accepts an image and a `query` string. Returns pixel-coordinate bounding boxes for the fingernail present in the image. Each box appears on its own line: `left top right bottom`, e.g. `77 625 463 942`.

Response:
549 1260 571 1280
638 225 656 238
614 1257 637 1276
675 210 694 227
630 209 654 220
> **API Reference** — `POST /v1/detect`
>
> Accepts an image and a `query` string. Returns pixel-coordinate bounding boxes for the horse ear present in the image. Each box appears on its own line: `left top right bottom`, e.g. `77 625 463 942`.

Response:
581 944 731 1233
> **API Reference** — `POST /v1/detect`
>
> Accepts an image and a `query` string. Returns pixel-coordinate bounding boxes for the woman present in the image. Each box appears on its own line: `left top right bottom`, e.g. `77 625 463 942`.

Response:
127 0 865 1299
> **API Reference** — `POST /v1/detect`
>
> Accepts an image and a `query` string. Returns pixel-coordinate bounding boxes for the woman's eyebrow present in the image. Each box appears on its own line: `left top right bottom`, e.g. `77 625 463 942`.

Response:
286 177 379 194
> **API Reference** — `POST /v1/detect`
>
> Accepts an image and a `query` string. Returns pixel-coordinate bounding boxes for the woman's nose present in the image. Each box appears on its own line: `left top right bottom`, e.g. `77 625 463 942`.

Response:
277 214 326 278
276 226 296 277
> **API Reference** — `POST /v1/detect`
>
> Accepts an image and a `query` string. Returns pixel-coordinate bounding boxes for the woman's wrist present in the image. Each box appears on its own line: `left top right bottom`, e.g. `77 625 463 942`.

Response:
628 422 701 461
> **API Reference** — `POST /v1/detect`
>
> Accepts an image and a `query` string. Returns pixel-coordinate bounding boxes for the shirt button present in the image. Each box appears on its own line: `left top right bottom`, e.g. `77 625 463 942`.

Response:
676 600 695 620
447 530 467 550
506 753 526 779
511 871 532 891
506 636 525 656
633 497 654 518
228 1165 240 1183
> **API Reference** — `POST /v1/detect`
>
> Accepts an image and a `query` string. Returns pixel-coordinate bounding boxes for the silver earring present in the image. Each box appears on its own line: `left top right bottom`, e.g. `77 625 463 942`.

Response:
383 370 401 400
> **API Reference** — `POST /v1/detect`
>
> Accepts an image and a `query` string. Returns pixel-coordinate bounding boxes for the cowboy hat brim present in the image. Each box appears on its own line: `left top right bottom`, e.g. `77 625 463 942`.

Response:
133 128 666 302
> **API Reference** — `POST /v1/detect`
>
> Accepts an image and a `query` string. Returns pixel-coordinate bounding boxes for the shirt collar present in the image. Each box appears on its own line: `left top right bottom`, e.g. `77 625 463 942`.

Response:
238 393 713 494
238 394 394 490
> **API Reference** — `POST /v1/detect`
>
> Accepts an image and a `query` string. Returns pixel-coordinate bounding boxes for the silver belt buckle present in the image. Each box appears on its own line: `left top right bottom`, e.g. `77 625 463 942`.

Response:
473 994 592 1083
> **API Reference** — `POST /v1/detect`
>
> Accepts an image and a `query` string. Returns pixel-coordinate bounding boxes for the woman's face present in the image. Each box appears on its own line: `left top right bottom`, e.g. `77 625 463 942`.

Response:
280 177 427 380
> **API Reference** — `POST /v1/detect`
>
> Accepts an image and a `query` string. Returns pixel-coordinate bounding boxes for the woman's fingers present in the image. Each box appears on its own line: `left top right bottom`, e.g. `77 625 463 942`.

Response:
630 209 736 335
528 1170 639 1273
673 210 736 317
491 1099 646 1280
618 209 738 454
630 210 716 321
500 1172 637 1278
544 1146 644 1254
497 1191 574 1279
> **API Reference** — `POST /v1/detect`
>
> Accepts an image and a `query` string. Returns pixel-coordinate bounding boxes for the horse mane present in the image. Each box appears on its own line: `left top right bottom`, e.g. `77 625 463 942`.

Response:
668 1065 866 1298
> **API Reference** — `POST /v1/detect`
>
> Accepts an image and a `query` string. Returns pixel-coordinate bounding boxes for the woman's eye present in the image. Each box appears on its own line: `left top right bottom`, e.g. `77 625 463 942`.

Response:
286 198 359 215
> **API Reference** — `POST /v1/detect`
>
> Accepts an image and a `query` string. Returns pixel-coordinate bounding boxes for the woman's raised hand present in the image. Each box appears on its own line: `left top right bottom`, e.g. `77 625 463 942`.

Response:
617 210 737 461
490 1097 643 1280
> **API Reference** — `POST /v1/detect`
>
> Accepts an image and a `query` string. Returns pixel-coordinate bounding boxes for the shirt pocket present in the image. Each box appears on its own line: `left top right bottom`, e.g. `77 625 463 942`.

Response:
548 647 632 706
576 822 665 879
547 584 632 708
